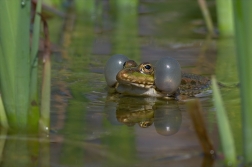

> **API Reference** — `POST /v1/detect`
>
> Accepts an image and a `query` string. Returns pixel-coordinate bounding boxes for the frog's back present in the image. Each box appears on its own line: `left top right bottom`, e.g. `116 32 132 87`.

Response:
179 72 211 97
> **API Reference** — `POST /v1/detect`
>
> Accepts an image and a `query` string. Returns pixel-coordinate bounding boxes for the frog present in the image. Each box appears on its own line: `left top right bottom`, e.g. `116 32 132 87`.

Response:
104 55 211 100
115 61 211 99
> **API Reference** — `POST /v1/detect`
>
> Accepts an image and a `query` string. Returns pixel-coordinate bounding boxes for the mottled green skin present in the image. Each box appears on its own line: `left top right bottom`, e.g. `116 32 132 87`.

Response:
179 72 211 97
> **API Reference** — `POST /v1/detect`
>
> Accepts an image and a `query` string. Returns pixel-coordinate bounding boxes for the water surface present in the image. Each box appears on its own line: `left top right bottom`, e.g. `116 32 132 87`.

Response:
0 1 242 167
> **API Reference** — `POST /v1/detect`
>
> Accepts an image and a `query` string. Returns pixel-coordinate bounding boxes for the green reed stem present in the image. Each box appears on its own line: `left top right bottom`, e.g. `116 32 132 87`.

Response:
216 0 234 37
39 17 51 133
215 38 238 86
0 129 7 163
197 0 215 35
0 1 31 129
233 0 252 164
212 76 237 165
40 57 51 133
29 0 42 133
0 95 8 128
112 0 140 61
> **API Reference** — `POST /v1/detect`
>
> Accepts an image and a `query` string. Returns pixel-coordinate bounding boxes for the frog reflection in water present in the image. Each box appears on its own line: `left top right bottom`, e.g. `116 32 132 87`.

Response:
105 95 182 136
115 61 211 100
116 105 182 136
104 55 211 100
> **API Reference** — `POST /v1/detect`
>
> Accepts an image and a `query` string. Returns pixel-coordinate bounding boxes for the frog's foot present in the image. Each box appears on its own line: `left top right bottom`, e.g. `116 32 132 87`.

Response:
175 89 212 101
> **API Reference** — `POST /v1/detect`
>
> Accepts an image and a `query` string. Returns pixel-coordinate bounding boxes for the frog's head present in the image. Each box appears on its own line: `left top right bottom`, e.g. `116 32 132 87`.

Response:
116 62 155 88
105 55 181 95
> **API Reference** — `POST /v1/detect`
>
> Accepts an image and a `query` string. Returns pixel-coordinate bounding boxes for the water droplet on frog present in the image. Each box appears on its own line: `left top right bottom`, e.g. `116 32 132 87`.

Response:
154 57 181 94
104 54 129 87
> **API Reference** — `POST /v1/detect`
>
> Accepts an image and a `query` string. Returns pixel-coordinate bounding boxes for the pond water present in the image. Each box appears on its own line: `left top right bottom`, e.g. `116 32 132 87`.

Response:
0 0 242 167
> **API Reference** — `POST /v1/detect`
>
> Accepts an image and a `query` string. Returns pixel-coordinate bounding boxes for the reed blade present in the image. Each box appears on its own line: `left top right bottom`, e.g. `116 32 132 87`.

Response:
216 0 234 37
212 76 237 165
0 129 7 163
233 0 252 164
197 0 215 35
0 1 31 129
112 0 140 62
39 18 51 133
0 95 8 128
28 0 42 133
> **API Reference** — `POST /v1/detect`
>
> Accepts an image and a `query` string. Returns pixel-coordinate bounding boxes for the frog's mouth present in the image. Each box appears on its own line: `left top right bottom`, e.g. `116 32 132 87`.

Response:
118 78 154 88
116 70 154 88
130 82 154 88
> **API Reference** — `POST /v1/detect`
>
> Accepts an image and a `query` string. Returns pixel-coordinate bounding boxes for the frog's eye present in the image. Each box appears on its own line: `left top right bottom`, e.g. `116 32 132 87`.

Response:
140 63 153 74
144 64 152 70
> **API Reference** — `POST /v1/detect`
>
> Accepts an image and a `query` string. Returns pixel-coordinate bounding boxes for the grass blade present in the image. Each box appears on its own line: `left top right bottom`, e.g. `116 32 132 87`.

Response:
212 76 236 165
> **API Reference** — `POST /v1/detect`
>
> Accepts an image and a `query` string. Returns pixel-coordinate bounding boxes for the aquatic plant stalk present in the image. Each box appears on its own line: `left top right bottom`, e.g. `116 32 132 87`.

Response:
212 76 237 165
29 0 42 132
0 1 31 129
233 0 252 164
197 0 215 35
0 129 7 163
0 95 8 128
112 0 140 61
40 17 51 133
216 0 234 37
215 38 238 86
